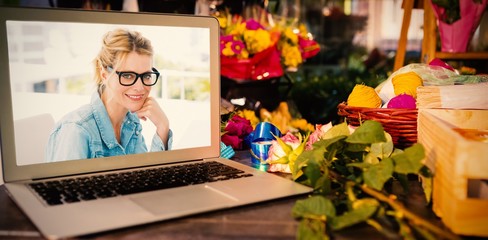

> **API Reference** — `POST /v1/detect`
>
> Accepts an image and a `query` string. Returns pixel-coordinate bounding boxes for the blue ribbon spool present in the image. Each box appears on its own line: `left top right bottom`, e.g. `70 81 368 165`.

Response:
247 122 281 165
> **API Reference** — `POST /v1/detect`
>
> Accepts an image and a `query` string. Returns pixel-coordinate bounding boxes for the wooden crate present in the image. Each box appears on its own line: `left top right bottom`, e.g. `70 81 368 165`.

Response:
417 109 488 237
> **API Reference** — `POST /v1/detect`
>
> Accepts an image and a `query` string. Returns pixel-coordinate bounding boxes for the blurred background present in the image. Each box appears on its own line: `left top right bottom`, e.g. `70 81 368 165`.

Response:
1 0 487 125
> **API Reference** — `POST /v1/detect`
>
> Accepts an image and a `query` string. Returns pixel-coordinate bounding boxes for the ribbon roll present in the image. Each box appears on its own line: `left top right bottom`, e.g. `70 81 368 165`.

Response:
220 142 235 159
246 122 281 165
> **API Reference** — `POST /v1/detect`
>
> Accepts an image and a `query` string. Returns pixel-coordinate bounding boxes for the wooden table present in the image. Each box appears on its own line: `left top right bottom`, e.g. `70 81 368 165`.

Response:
0 151 459 239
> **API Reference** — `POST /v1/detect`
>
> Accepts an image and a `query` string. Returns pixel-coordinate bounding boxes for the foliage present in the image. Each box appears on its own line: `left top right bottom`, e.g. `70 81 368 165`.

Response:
290 120 459 240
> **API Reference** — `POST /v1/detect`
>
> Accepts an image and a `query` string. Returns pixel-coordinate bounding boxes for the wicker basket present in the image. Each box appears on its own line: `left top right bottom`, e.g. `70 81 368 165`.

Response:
337 102 418 149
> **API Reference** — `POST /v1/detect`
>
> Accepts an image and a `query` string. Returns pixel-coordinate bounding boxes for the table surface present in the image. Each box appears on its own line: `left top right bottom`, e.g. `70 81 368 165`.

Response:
0 151 466 240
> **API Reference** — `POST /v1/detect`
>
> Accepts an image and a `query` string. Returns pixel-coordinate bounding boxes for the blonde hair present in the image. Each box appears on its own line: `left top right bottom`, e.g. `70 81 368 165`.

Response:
93 28 154 87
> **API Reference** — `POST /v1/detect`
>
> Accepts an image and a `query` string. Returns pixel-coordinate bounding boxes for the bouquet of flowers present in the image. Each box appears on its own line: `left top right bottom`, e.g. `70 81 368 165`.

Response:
220 102 314 151
214 9 320 81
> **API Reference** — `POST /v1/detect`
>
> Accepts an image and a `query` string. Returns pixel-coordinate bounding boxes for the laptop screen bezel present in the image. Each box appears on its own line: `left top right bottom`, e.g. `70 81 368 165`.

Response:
0 6 221 182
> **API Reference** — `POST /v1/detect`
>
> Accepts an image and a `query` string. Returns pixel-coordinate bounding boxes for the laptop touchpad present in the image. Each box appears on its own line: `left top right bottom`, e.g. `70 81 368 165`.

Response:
130 185 238 216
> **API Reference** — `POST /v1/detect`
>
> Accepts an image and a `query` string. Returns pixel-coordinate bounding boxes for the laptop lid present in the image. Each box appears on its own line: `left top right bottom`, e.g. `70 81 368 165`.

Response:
0 6 221 183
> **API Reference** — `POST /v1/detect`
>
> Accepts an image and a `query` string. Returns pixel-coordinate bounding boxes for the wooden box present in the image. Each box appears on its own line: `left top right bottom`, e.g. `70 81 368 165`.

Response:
417 109 488 237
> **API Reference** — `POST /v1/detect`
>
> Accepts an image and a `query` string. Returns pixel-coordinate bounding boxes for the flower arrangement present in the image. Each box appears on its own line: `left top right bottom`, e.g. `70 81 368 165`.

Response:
214 9 320 81
220 101 314 151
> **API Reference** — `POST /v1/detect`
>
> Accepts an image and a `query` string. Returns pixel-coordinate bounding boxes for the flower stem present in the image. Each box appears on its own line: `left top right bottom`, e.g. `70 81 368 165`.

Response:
359 184 460 240
328 170 460 240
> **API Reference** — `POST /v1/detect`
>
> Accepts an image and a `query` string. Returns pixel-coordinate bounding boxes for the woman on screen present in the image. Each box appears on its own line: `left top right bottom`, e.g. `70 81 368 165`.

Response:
46 28 172 162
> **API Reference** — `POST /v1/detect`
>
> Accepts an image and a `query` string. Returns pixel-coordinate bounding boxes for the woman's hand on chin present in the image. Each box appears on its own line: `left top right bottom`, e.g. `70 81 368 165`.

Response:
135 97 170 144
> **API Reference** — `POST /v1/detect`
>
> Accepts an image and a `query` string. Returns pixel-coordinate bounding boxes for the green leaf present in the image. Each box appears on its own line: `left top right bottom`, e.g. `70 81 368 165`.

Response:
297 219 329 240
321 122 351 139
395 173 409 193
315 173 332 195
347 162 371 169
323 140 346 164
345 143 368 152
330 198 379 230
289 134 311 174
419 166 433 203
295 145 326 170
392 144 425 174
304 159 322 188
293 140 323 180
420 174 433 203
363 157 394 190
346 120 386 144
267 156 289 165
273 133 294 155
369 132 394 160
292 195 336 219
313 135 347 151
363 152 380 165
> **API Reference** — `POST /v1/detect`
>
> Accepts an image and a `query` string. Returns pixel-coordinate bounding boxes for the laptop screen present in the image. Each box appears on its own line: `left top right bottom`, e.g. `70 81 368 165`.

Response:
0 7 221 181
8 20 212 166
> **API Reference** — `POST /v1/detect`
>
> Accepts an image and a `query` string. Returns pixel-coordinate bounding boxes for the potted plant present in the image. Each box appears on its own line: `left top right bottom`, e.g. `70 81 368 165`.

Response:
430 0 487 52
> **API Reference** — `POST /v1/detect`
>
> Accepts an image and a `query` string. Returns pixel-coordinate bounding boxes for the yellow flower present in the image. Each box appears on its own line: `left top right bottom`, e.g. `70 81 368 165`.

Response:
283 27 298 44
216 16 227 29
230 22 246 36
243 29 271 54
214 10 320 73
222 42 235 57
238 49 249 59
298 23 312 39
290 118 315 133
281 44 302 68
237 109 260 128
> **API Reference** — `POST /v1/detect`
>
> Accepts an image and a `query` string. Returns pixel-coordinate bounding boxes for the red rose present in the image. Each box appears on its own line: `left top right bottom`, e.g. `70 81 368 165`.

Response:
221 115 253 150
221 134 243 150
225 115 253 137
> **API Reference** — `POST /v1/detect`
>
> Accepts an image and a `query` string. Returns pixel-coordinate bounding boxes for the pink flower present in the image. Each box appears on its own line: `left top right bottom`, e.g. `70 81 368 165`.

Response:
306 123 332 150
221 134 242 150
222 115 253 150
230 41 246 54
225 115 253 137
305 122 357 150
298 36 320 59
266 132 300 163
268 162 291 173
264 131 309 174
220 35 234 52
428 58 455 71
245 19 264 30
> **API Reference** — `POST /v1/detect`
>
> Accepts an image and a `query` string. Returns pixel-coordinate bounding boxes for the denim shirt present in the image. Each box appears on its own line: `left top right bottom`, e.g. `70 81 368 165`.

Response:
46 92 172 162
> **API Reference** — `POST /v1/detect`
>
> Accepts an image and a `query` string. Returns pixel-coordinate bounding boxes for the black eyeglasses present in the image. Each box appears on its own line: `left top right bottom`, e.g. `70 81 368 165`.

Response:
110 67 160 86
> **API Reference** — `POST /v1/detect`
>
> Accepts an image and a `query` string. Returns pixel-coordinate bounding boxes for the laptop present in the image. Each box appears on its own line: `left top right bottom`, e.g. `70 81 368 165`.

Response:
0 6 312 239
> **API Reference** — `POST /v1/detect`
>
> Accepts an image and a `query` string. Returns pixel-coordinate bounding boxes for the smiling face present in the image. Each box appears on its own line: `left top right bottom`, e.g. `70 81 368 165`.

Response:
102 51 153 114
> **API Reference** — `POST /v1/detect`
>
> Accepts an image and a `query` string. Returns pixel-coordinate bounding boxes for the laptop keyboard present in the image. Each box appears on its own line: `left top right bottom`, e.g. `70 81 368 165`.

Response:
28 161 253 206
